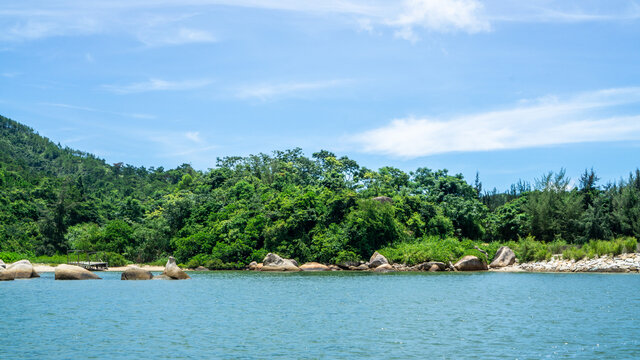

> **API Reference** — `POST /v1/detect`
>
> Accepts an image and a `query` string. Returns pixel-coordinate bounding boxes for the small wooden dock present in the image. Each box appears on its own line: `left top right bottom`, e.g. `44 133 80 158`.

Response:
67 250 109 271
68 261 109 271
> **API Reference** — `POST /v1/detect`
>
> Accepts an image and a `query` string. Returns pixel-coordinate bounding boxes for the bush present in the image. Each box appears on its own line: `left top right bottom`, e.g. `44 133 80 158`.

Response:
378 236 491 266
0 251 26 263
563 247 586 260
101 252 129 267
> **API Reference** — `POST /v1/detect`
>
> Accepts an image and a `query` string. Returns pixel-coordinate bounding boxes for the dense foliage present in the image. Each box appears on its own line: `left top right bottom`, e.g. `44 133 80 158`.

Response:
1 115 638 266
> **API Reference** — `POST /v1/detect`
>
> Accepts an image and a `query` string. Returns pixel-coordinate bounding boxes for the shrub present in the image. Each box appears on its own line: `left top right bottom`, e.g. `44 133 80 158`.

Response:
101 252 129 267
563 247 586 260
0 251 26 263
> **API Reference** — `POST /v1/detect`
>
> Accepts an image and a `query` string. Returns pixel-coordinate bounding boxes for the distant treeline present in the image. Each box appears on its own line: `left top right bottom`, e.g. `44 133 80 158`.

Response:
1 115 638 267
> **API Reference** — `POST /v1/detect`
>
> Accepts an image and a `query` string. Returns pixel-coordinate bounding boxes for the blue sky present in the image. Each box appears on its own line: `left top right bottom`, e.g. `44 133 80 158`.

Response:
1 0 639 190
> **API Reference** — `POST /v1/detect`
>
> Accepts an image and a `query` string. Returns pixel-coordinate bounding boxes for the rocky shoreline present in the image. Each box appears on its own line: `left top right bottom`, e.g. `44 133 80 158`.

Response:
491 253 640 273
4 251 640 279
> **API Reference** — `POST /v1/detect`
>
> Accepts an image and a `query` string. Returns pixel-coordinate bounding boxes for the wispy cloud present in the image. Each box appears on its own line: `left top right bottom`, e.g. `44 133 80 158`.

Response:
0 1 637 44
41 102 156 119
236 79 352 101
137 27 216 47
102 78 212 94
350 87 640 157
146 130 217 157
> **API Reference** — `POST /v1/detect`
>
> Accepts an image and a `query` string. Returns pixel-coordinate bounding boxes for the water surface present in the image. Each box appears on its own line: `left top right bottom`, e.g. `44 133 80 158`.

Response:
1 271 638 359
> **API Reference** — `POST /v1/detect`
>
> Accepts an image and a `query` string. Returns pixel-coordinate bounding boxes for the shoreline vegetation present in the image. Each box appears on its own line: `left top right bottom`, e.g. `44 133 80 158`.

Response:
2 115 640 275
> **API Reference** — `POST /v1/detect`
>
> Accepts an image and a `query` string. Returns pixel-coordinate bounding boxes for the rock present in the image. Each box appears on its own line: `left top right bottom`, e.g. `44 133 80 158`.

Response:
490 246 516 268
417 262 446 271
248 261 258 270
195 266 209 271
428 264 441 272
55 264 101 280
374 264 394 273
261 253 300 272
6 260 40 279
337 260 359 269
290 259 299 267
121 266 153 280
328 265 342 271
299 262 330 271
369 252 389 268
0 259 5 269
349 264 369 271
162 256 191 279
454 256 488 271
0 267 15 281
372 196 393 203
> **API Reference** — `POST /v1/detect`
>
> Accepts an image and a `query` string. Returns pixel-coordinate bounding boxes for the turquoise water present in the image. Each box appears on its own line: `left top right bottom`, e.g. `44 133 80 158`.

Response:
1 271 639 359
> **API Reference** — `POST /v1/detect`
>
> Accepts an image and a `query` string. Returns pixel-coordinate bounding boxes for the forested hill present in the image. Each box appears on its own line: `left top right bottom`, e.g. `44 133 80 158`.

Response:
1 114 639 267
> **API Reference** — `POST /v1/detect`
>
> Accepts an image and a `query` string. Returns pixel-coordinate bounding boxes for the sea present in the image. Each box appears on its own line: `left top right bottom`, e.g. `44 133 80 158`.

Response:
1 271 639 359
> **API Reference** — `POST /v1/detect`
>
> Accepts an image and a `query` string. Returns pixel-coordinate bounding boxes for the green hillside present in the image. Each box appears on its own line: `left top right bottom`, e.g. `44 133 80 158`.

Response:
1 114 638 267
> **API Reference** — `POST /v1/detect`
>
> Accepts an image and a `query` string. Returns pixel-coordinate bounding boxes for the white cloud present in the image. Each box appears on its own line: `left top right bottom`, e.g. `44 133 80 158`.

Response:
185 131 203 143
351 87 640 157
236 79 351 101
137 27 216 46
1 1 636 44
389 0 490 38
102 78 212 94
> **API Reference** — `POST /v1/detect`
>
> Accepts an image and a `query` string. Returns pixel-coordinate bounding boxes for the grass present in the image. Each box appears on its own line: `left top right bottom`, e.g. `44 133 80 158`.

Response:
377 236 494 265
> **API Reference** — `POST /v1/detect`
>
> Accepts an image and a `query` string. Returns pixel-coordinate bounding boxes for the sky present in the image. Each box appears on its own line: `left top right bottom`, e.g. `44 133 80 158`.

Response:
1 0 639 190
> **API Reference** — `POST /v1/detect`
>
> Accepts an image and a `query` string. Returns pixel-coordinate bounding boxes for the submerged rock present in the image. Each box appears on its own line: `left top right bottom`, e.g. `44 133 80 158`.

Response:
299 262 330 271
490 246 516 268
261 253 300 272
368 252 389 268
55 264 101 280
6 260 40 279
161 257 191 280
454 256 488 271
121 266 154 280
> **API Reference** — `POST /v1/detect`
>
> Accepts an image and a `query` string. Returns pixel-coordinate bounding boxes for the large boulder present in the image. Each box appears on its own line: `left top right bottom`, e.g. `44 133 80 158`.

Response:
0 267 15 281
161 257 191 280
121 266 154 280
55 264 101 280
0 259 5 269
374 263 394 273
454 256 488 271
368 252 389 268
6 260 40 279
490 246 516 268
299 262 330 271
261 253 300 272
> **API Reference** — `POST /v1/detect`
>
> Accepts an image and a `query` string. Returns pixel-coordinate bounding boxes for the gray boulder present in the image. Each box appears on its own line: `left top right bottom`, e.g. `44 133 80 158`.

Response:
417 261 446 271
368 252 389 268
55 264 101 280
121 266 154 280
261 253 300 272
6 260 40 279
161 257 191 280
454 256 488 271
490 246 516 268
